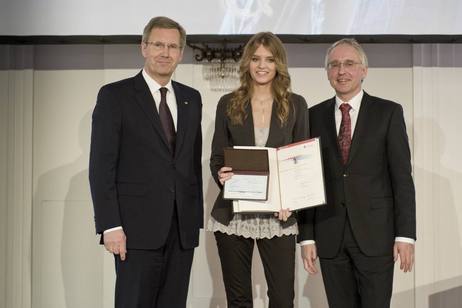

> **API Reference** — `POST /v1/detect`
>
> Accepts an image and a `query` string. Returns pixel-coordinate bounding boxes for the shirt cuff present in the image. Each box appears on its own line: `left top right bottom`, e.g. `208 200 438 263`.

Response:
299 240 316 246
395 237 415 244
103 226 123 234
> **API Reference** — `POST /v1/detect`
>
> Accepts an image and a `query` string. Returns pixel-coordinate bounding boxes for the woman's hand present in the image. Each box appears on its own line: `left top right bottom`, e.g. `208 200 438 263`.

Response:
274 208 292 221
218 166 233 185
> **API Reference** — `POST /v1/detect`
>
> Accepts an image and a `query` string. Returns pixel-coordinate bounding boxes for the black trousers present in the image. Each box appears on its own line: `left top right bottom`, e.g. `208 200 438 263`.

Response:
214 231 295 308
319 218 394 308
114 209 194 308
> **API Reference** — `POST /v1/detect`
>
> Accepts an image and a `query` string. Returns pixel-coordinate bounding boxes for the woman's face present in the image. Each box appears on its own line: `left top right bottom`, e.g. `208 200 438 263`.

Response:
249 44 277 86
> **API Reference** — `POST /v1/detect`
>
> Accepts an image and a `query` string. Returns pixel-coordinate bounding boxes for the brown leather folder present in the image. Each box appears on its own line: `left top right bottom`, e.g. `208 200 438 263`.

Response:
223 148 269 200
224 148 269 174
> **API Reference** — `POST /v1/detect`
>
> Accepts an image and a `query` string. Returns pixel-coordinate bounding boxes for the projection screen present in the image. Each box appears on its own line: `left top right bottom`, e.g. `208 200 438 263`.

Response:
1 0 461 36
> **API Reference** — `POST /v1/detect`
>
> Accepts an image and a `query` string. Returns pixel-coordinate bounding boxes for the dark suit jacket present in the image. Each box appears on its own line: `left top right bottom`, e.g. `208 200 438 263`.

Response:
210 92 309 226
298 92 416 257
89 71 203 250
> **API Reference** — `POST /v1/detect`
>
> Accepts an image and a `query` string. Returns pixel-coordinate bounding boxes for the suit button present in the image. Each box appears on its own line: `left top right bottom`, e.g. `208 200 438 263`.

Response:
169 187 175 193
343 173 348 177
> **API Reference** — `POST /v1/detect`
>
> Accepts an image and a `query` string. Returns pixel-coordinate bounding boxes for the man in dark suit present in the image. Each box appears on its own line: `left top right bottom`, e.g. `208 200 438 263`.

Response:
89 16 203 308
298 38 416 308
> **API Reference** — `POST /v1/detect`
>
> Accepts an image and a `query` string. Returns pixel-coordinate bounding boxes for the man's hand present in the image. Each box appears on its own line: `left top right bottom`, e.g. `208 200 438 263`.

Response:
393 242 414 273
104 229 127 261
301 244 318 275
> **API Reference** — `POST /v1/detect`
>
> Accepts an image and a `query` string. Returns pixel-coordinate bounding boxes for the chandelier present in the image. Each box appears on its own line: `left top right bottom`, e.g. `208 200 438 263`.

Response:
187 41 243 92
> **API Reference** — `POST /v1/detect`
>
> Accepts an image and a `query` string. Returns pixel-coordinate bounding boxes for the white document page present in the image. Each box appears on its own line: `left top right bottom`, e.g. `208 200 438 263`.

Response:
277 138 326 210
224 174 268 200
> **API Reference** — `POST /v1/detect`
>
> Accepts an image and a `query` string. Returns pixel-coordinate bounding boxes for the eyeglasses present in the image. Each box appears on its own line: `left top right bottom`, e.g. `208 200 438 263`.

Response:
327 60 362 71
144 41 182 52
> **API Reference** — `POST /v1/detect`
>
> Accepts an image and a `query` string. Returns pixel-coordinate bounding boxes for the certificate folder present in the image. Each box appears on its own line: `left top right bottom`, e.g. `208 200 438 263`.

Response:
223 148 269 201
229 138 326 213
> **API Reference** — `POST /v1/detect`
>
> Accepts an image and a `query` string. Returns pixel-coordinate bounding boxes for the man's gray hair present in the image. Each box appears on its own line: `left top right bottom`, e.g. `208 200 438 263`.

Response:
324 38 368 69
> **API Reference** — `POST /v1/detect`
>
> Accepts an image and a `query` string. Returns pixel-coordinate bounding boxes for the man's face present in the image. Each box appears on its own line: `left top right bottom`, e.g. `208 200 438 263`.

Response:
326 44 367 101
141 27 183 85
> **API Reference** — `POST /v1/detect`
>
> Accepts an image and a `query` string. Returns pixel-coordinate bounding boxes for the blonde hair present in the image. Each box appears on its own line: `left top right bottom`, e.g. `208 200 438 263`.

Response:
227 32 291 126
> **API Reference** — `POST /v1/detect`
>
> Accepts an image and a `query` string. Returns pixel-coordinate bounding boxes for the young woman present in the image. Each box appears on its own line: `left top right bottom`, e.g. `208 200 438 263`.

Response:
209 32 309 308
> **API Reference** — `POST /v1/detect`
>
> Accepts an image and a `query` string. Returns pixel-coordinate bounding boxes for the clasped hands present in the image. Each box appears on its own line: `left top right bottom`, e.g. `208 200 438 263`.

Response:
217 166 292 222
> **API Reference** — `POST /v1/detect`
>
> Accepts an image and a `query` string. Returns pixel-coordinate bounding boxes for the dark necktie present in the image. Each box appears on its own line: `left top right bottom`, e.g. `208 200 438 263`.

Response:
338 103 352 165
159 87 176 153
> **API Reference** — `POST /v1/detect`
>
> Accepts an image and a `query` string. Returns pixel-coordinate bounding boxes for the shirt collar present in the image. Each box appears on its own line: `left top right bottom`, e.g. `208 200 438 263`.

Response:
142 69 174 95
335 90 364 111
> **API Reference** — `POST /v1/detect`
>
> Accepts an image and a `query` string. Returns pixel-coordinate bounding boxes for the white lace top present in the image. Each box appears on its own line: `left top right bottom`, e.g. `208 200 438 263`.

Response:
208 126 298 239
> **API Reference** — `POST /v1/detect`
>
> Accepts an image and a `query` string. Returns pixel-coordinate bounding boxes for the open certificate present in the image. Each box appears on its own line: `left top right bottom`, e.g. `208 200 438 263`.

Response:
232 138 326 213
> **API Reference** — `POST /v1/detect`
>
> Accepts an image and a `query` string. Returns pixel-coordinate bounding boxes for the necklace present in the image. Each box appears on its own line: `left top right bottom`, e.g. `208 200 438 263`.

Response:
252 97 273 127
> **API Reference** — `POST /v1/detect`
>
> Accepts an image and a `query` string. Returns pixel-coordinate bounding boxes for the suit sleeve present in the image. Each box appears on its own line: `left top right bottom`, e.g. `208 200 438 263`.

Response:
297 100 315 242
89 86 122 234
387 104 416 240
387 105 416 239
194 91 204 228
297 198 315 241
210 96 231 187
292 94 310 142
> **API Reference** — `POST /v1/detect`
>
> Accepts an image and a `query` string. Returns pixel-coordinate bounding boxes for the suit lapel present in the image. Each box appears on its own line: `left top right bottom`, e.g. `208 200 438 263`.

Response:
347 92 371 165
172 81 190 157
241 102 256 146
265 99 281 147
133 72 171 150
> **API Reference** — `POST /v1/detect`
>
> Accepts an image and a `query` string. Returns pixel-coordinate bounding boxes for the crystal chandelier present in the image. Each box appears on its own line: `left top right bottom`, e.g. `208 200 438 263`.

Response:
188 41 243 92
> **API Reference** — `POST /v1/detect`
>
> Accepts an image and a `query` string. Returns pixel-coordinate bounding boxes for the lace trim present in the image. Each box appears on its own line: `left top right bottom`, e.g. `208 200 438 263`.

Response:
207 214 298 239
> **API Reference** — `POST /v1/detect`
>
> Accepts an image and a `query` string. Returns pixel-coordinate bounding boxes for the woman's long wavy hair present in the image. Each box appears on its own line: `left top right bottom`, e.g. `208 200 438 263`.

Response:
227 32 292 126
